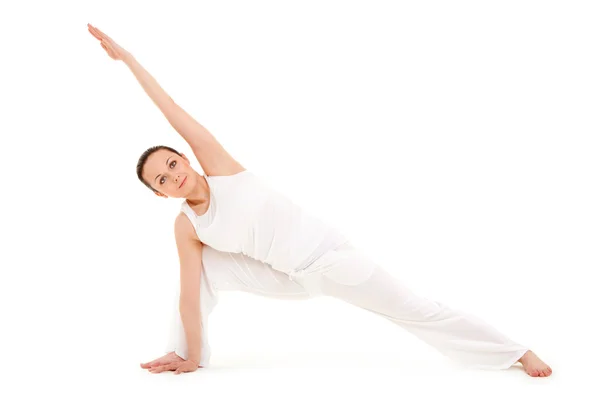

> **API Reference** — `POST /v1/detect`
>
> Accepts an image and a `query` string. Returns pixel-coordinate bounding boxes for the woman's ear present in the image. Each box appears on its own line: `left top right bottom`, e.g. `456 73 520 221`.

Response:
180 153 190 164
154 191 168 198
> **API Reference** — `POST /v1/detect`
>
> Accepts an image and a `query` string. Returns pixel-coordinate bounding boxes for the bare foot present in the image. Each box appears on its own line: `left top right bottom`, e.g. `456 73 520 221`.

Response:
518 350 552 377
140 351 184 369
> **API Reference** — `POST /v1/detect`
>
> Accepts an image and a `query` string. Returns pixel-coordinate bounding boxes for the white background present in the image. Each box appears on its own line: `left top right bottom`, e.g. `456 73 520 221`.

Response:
1 0 598 398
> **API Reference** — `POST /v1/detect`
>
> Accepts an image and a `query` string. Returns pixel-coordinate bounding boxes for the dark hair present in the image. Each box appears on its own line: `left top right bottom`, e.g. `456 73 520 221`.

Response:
136 145 182 194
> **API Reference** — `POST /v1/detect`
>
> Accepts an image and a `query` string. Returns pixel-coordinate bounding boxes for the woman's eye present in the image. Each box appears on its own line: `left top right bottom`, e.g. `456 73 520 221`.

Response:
159 161 177 185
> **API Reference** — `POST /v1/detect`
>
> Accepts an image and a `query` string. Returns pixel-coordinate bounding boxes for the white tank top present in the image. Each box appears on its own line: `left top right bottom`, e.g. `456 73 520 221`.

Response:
180 170 348 277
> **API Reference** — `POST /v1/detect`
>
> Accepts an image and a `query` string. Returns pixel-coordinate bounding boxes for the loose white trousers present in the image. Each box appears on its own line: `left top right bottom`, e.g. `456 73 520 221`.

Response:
165 242 528 370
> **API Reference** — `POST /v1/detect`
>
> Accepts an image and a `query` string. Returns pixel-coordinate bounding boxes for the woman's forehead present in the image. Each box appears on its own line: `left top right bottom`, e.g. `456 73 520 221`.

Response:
146 151 176 177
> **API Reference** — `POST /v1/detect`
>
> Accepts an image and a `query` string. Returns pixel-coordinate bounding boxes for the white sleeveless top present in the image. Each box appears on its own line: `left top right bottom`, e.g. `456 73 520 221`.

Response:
179 170 348 278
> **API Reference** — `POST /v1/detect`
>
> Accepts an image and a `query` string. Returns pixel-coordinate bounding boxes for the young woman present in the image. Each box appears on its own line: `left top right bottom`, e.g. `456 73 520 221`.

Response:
88 24 552 377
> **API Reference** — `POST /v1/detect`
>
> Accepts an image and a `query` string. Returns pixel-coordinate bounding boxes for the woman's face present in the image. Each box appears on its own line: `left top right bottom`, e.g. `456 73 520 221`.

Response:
142 149 196 198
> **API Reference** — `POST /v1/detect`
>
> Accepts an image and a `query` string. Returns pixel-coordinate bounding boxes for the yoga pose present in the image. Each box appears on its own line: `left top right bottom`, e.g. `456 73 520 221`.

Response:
88 24 552 377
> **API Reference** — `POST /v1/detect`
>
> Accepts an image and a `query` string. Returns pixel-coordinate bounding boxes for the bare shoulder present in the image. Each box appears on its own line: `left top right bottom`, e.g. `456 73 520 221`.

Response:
174 212 202 246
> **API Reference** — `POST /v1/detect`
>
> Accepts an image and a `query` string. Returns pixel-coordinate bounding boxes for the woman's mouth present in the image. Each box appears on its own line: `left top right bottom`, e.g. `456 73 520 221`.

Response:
179 177 187 188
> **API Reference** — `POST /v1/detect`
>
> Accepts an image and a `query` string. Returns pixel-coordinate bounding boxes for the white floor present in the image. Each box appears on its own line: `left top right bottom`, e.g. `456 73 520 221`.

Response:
8 291 588 400
13 348 579 400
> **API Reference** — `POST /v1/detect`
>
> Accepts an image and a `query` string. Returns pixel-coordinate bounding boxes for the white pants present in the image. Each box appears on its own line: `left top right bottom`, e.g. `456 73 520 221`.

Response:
165 242 528 370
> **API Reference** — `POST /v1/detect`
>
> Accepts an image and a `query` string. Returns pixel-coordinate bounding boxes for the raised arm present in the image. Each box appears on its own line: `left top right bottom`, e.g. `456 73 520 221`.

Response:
87 24 244 177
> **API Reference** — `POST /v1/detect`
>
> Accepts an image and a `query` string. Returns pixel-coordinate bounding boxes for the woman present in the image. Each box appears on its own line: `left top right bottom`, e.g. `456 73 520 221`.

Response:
88 24 552 377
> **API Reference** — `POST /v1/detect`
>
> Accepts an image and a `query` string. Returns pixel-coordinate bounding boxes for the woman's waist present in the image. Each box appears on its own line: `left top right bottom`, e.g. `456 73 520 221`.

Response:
265 231 349 274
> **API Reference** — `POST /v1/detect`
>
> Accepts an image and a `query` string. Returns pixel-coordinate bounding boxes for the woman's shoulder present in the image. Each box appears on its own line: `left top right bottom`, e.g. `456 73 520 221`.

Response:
174 210 200 241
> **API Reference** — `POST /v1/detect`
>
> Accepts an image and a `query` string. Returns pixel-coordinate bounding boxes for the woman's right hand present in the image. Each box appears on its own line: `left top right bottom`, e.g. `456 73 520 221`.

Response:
140 351 184 370
87 23 131 61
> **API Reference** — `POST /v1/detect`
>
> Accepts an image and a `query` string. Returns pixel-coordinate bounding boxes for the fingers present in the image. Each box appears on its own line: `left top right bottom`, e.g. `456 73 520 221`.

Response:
87 24 101 38
146 361 199 374
100 41 112 58
148 362 180 374
88 26 101 40
87 24 110 43
91 24 111 42
87 24 103 41
100 41 118 60
140 360 161 369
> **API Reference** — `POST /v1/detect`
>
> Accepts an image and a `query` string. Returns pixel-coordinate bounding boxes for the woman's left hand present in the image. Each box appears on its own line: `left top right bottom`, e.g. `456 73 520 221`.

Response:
148 359 200 374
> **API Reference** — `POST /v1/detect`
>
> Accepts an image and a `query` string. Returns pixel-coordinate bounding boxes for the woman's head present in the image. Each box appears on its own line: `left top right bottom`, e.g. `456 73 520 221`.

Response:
137 145 198 198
